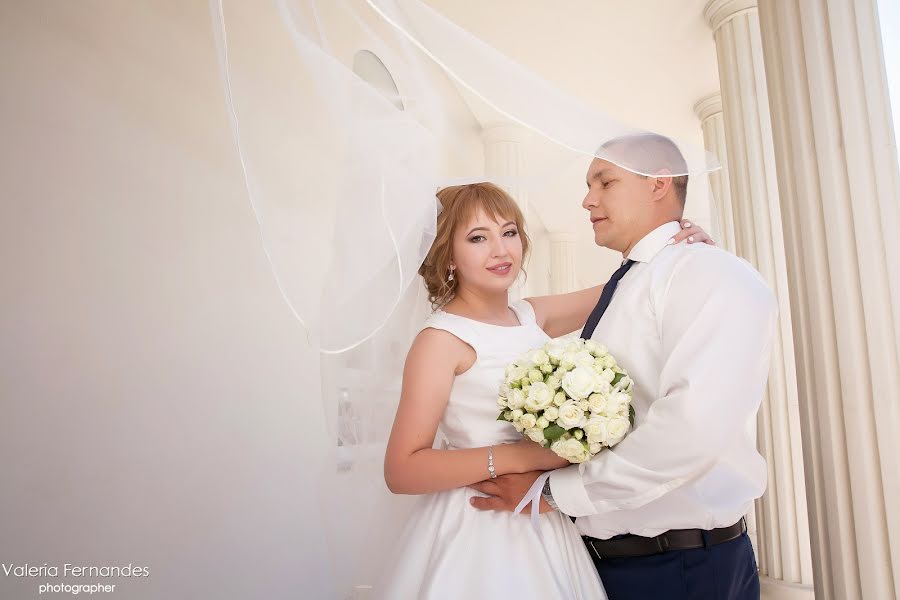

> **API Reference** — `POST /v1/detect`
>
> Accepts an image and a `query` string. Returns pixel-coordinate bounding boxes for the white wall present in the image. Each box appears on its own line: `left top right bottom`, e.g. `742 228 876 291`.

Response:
0 2 483 598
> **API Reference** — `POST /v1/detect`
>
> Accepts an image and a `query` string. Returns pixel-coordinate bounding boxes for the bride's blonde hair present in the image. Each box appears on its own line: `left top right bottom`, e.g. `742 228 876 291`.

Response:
419 182 530 310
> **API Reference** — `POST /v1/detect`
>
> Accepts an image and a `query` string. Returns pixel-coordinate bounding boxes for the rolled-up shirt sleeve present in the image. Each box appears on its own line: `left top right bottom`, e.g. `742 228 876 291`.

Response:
549 250 778 517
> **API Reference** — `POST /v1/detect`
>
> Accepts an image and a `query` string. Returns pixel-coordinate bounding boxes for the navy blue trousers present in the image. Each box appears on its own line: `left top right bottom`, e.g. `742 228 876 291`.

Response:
588 531 760 600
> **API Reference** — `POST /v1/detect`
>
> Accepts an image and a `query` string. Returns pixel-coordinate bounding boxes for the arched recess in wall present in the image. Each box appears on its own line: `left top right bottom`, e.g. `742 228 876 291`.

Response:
352 49 404 111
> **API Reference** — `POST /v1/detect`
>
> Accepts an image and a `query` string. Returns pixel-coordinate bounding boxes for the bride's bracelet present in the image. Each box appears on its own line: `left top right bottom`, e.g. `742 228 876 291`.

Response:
487 446 497 479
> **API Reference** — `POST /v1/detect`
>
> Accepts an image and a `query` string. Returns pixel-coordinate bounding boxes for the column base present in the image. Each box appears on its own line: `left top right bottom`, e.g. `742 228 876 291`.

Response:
760 576 814 600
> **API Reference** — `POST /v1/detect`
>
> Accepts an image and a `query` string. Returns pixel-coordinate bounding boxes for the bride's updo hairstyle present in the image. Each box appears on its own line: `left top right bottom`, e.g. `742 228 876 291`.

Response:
419 182 530 310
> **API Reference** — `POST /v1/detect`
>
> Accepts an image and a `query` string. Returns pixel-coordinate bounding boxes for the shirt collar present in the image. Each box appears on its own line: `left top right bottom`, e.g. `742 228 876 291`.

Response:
624 221 682 264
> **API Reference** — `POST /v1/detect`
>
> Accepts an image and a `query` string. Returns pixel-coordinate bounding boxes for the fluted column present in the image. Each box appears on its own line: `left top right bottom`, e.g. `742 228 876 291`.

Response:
703 3 814 598
694 93 737 253
548 233 577 294
483 123 529 299
757 1 900 599
694 93 766 564
483 122 550 298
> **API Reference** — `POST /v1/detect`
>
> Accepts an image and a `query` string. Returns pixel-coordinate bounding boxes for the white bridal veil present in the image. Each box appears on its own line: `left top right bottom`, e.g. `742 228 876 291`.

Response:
209 0 719 595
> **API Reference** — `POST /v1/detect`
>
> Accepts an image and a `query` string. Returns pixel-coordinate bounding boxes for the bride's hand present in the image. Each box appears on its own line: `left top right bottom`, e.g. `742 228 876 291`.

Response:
508 438 569 472
674 218 715 245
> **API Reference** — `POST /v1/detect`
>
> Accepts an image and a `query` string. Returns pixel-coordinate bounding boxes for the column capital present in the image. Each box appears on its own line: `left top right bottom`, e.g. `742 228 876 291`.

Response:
548 232 577 244
703 0 757 33
693 92 723 124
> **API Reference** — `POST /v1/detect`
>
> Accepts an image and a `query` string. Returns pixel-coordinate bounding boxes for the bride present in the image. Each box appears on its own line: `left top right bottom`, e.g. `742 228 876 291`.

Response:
377 181 710 598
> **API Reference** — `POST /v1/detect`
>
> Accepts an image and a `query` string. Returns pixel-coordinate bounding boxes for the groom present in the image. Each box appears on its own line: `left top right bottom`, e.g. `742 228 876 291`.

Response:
472 134 776 599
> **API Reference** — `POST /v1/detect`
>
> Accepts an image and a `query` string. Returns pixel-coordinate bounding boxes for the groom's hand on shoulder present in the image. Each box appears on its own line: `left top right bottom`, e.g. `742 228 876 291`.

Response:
469 471 555 513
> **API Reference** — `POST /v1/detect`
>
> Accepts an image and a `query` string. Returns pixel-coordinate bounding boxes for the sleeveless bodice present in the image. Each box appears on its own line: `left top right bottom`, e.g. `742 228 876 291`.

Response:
420 299 550 449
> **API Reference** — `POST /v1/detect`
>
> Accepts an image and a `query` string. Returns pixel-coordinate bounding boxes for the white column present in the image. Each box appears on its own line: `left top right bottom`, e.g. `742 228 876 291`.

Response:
548 232 577 294
482 122 548 298
703 3 814 598
757 1 900 599
693 93 737 254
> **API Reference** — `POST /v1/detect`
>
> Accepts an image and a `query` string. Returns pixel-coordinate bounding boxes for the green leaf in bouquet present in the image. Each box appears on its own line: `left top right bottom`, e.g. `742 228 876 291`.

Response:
611 372 625 386
497 411 507 421
543 424 566 441
629 404 636 426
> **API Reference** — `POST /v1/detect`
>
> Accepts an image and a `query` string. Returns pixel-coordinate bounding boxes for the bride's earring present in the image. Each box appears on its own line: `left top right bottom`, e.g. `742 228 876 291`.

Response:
448 266 455 282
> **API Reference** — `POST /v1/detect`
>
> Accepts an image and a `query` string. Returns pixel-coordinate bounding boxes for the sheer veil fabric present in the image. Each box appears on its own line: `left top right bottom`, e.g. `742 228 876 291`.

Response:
209 0 719 595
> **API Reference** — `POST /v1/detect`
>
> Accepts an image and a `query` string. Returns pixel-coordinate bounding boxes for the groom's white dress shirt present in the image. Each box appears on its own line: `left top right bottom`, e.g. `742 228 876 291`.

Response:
550 221 778 540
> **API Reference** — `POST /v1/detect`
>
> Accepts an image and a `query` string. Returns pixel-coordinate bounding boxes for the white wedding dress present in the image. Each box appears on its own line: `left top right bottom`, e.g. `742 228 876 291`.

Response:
375 299 607 599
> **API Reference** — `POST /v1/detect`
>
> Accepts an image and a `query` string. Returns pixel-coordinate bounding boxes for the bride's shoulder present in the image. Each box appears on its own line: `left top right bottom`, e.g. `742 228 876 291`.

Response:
414 312 477 354
408 320 477 375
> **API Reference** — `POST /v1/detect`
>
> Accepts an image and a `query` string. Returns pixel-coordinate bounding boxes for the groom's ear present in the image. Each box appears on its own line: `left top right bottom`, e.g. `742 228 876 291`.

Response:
648 169 674 202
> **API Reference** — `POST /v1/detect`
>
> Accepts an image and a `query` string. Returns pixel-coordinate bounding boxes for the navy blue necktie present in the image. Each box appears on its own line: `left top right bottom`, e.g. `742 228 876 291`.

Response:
567 259 635 524
580 259 636 340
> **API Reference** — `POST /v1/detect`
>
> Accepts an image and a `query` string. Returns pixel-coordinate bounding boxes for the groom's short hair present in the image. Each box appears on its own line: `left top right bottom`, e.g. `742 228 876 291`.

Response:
599 133 689 205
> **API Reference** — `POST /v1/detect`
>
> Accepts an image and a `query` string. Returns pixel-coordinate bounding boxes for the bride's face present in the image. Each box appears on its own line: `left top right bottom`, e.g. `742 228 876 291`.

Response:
451 209 522 295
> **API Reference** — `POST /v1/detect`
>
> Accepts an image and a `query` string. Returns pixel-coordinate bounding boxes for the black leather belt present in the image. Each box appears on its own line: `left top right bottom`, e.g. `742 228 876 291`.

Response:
583 518 747 560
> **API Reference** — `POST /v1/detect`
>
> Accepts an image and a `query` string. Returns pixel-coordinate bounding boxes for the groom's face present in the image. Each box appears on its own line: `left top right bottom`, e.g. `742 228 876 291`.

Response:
582 158 653 252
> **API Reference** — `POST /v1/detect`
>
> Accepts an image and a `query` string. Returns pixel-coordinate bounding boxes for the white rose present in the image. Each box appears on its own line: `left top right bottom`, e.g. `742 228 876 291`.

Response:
587 393 607 414
584 340 603 355
560 351 580 371
552 391 567 407
567 338 586 350
499 383 511 398
606 416 631 446
600 355 617 369
511 409 524 421
519 413 537 430
505 366 528 386
561 366 598 400
545 375 561 391
540 363 554 375
599 368 616 383
592 378 612 396
589 442 603 454
525 427 546 443
543 406 559 422
525 382 554 412
573 350 596 369
527 368 543 382
606 392 631 415
583 416 609 445
551 438 591 463
573 429 584 440
497 396 508 409
506 388 526 410
526 349 550 368
578 399 590 411
545 338 569 362
513 420 525 433
536 416 550 429
556 400 587 429
513 353 535 369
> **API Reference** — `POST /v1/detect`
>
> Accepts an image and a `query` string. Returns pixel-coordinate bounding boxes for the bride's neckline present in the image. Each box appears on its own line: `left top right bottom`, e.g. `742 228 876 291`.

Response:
437 304 525 329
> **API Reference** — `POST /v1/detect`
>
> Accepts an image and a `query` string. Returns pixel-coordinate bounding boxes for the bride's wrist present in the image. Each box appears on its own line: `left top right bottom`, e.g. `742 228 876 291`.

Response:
489 444 525 475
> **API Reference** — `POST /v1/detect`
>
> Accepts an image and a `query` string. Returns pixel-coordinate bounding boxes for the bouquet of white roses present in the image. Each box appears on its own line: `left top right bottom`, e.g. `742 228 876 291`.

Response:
497 337 635 463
